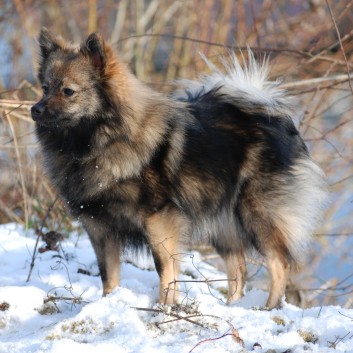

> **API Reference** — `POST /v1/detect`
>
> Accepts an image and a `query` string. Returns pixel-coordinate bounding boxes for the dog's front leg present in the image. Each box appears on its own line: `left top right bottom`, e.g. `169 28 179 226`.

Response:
145 208 183 305
83 219 121 296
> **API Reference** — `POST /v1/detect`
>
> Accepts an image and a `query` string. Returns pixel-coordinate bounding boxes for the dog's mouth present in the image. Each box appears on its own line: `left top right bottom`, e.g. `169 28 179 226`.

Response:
35 118 72 128
31 103 75 128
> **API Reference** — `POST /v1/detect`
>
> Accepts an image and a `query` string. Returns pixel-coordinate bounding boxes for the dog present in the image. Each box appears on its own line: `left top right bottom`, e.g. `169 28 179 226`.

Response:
31 28 328 309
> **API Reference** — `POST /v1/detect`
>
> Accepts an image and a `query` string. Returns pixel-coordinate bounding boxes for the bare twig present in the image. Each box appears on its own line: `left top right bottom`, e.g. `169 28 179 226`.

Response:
325 0 353 94
131 306 206 328
44 295 88 305
338 311 353 320
116 33 353 67
280 74 353 89
306 28 353 65
26 196 59 282
189 327 244 352
3 109 29 227
0 99 35 107
188 332 235 352
315 232 353 236
328 331 351 349
330 175 353 186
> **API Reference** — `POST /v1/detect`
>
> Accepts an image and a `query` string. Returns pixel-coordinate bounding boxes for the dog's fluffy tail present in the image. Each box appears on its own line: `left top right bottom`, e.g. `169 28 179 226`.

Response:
176 50 292 118
273 159 329 263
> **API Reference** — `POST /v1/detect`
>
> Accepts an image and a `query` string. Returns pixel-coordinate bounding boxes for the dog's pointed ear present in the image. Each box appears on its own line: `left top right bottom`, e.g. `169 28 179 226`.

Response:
38 28 62 59
84 33 106 72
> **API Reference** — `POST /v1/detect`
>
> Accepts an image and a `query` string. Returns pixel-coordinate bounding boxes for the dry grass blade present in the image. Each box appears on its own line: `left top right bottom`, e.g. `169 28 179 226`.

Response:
188 326 244 352
26 196 59 283
3 110 29 228
231 328 245 347
0 99 35 107
325 0 353 94
131 306 206 328
281 74 353 89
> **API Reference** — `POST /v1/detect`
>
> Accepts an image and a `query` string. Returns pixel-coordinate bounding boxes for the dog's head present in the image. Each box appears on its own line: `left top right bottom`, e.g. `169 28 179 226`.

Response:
31 28 123 127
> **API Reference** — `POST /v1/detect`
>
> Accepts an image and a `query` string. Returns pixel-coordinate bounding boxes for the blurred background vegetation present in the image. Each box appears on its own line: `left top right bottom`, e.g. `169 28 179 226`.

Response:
0 0 353 308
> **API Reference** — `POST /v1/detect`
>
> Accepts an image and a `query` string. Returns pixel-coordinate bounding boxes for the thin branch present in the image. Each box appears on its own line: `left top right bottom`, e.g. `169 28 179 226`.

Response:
306 28 353 65
3 109 29 227
189 327 244 352
325 0 353 94
131 306 206 328
330 175 353 186
115 33 353 67
338 311 353 320
44 295 89 305
328 331 351 348
189 332 234 352
26 196 59 283
0 99 35 107
280 74 353 89
315 232 353 236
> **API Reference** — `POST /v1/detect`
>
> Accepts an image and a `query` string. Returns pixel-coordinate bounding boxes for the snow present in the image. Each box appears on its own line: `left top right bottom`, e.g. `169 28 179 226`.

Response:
1 223 353 353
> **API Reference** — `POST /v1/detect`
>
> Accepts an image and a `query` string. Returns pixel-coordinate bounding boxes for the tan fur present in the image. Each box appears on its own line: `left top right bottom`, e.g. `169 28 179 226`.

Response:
224 251 247 303
265 251 291 309
103 240 121 296
239 144 263 179
101 45 133 104
145 208 186 304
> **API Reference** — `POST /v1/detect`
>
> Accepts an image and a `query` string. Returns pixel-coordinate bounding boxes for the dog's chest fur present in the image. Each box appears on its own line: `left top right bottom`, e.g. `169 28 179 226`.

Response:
36 116 180 220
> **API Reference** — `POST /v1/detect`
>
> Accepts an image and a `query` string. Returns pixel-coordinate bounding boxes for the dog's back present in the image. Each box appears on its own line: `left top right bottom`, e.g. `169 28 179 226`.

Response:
174 55 327 262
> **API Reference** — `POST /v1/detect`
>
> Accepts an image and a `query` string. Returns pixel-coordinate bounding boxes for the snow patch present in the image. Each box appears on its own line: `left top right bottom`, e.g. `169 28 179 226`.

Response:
0 224 353 353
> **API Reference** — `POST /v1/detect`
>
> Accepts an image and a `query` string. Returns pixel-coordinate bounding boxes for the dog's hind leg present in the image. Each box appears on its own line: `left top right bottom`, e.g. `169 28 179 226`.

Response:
145 208 184 305
222 251 247 303
101 239 121 296
265 247 290 309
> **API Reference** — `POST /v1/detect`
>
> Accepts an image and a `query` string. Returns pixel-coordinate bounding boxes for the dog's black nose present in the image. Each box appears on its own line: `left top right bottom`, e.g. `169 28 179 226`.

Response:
31 104 45 120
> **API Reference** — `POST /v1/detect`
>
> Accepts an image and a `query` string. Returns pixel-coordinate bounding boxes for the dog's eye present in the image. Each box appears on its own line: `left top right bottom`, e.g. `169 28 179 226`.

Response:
63 88 75 97
42 85 49 95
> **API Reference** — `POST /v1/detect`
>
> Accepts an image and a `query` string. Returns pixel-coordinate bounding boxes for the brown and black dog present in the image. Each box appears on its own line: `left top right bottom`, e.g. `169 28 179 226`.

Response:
31 28 328 309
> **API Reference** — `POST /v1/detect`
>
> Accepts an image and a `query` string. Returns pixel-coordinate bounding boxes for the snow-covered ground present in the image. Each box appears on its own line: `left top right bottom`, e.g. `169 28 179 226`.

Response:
1 223 353 353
